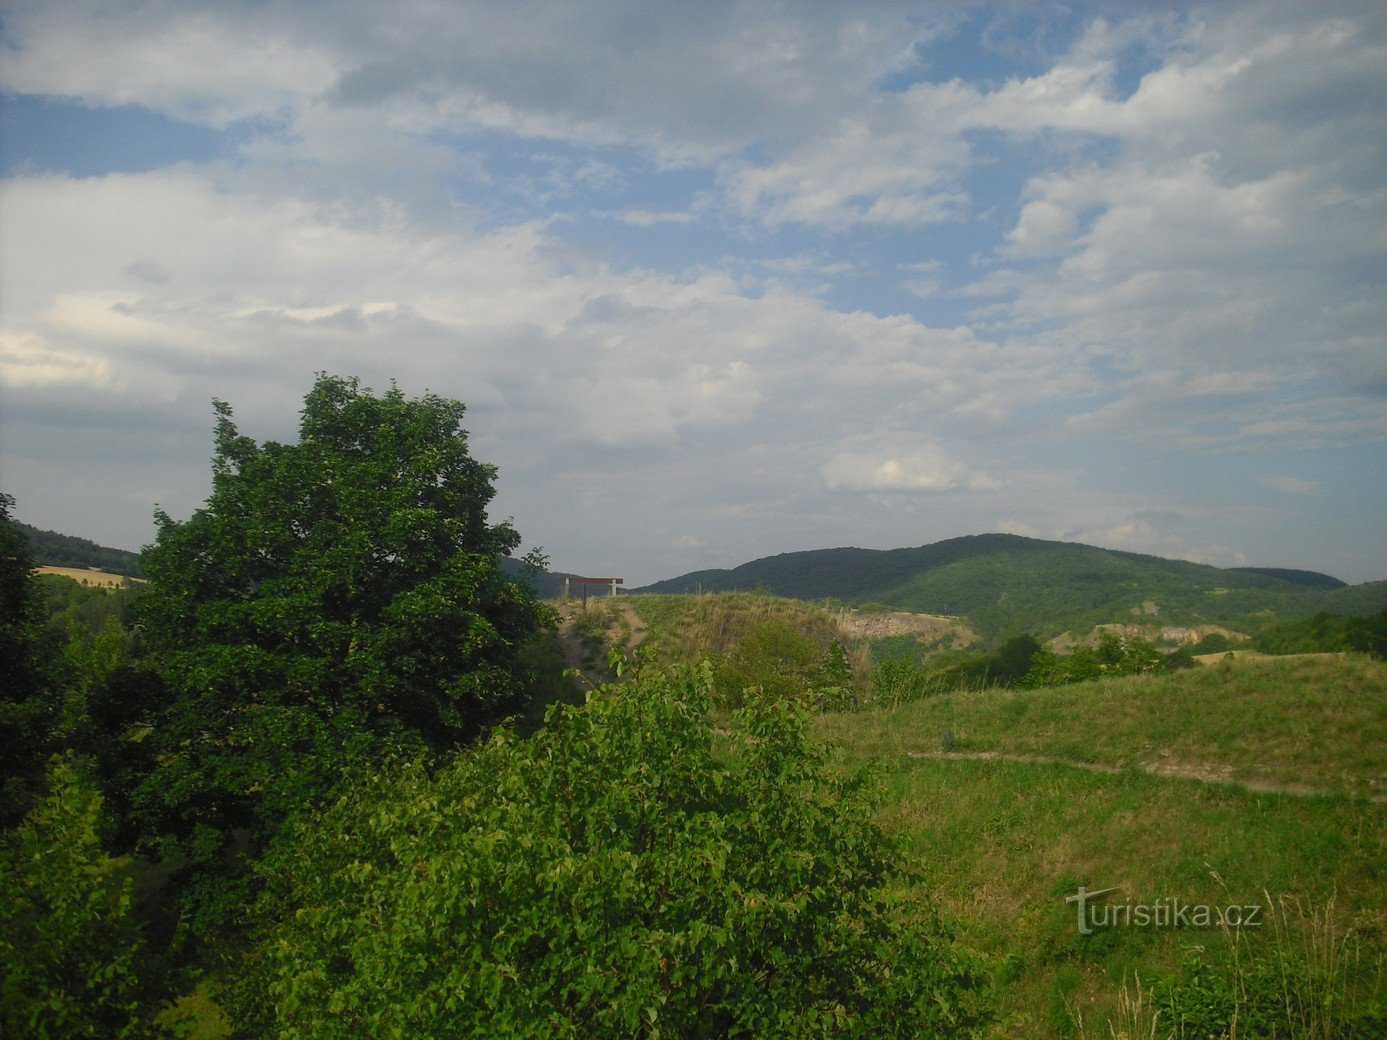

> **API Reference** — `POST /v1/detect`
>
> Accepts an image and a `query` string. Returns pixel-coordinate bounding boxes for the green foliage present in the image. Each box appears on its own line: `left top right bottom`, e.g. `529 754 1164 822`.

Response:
710 612 823 705
1254 609 1387 658
229 667 989 1038
869 657 953 706
37 573 142 636
1157 922 1386 1039
816 640 857 711
630 594 863 711
0 493 65 826
0 757 155 1039
126 375 549 935
867 634 1043 706
991 633 1043 679
1019 633 1165 689
1190 631 1233 655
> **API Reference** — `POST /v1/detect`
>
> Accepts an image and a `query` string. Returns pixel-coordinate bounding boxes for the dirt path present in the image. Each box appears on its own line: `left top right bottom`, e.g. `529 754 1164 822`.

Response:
906 750 1387 802
551 598 649 690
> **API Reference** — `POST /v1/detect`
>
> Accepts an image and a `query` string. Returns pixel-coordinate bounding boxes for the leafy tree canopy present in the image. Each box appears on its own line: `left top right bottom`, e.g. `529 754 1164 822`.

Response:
0 757 152 1040
229 666 988 1038
1020 632 1165 689
0 493 64 826
127 375 549 930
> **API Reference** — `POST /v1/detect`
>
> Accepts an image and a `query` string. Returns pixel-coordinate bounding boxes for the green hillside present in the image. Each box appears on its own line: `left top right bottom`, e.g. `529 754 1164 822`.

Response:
636 534 1385 642
16 521 144 577
809 654 1387 1035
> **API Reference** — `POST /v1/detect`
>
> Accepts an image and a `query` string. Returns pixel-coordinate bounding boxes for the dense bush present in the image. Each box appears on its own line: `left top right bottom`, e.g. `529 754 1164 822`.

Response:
230 666 989 1038
867 634 1044 706
1254 610 1387 658
37 574 142 636
0 494 65 826
1020 633 1165 688
0 758 154 1039
1157 931 1387 1039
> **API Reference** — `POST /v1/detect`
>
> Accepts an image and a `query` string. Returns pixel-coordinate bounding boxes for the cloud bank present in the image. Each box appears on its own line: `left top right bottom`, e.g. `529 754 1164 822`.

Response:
2 1 1384 583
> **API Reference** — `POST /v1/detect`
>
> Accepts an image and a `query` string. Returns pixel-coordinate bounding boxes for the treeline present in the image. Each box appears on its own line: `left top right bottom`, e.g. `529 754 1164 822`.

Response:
1 377 989 1038
1252 610 1387 657
16 522 144 577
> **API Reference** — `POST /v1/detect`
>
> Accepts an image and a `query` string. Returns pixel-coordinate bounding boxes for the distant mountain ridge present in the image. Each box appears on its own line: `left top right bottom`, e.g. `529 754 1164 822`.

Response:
635 534 1382 641
1225 566 1347 590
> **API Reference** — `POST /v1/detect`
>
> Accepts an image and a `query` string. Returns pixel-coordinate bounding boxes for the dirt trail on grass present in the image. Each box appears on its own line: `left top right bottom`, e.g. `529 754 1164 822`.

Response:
551 599 649 689
906 750 1387 802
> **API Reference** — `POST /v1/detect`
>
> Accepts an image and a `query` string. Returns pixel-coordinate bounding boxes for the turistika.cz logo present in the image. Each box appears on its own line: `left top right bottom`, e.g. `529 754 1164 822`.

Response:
1065 886 1264 935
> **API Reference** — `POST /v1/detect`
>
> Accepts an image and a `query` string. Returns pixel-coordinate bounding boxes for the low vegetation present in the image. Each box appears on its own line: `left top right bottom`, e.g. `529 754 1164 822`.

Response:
811 656 1387 1036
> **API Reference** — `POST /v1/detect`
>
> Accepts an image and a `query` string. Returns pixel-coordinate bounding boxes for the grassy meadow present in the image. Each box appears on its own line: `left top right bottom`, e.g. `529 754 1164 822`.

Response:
814 654 1387 799
807 654 1386 1037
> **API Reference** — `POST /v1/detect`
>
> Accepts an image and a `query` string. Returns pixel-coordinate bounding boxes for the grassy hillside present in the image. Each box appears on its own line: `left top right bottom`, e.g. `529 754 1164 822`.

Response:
813 654 1387 800
636 534 1386 642
811 654 1387 1036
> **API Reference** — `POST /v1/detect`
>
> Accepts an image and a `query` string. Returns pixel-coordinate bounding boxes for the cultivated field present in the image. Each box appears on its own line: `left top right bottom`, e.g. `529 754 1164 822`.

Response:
35 565 140 588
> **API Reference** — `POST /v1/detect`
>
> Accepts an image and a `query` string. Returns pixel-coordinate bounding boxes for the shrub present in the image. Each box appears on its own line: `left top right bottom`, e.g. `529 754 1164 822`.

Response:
0 758 154 1039
230 666 989 1038
1020 634 1164 689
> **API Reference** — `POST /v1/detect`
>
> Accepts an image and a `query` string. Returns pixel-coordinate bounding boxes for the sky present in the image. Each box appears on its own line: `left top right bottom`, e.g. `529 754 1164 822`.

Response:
1 0 1384 586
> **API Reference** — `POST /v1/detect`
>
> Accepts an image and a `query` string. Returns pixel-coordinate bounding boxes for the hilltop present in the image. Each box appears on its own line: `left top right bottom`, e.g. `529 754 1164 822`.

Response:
16 521 144 577
635 533 1386 642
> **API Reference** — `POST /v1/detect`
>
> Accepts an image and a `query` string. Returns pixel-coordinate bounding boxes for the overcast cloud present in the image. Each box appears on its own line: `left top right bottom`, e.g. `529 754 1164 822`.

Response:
2 0 1384 584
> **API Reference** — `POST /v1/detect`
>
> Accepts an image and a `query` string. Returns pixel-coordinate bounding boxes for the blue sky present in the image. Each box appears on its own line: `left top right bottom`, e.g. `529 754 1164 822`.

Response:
1 0 1384 585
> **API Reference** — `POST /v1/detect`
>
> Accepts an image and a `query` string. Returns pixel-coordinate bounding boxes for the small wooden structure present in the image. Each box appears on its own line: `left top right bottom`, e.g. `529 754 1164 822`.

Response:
562 576 624 603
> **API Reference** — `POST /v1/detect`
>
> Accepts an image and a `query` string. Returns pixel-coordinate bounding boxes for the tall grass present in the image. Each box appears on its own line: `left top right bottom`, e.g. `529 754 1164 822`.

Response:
814 654 1387 798
1151 888 1385 1038
806 653 1386 1038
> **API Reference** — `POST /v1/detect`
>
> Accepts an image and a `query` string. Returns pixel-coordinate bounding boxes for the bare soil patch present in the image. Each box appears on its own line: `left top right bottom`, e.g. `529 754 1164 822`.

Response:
834 608 975 646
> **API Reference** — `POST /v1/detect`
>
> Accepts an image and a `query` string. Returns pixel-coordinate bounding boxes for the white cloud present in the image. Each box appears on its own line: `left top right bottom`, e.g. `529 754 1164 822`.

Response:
616 210 694 227
1 1 1384 584
0 3 337 127
822 442 1000 493
1257 474 1319 495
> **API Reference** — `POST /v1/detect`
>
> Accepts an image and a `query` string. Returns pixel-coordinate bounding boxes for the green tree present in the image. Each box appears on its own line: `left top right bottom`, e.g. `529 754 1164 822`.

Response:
1020 633 1164 688
230 666 988 1038
128 375 549 933
990 633 1042 682
0 757 153 1039
0 493 63 826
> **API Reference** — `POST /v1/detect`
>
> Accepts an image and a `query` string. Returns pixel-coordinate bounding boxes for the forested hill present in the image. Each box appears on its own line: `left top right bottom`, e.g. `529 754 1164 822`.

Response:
17 522 144 577
634 534 1383 640
1225 566 1348 590
19 520 572 594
